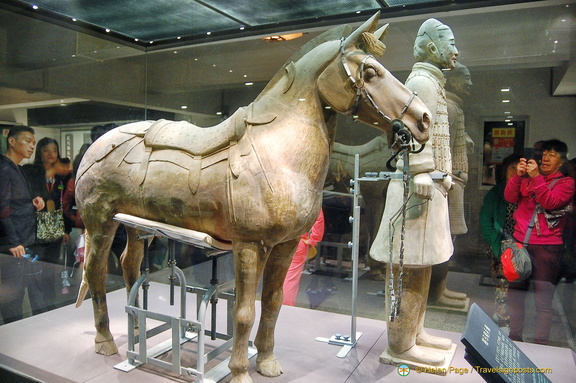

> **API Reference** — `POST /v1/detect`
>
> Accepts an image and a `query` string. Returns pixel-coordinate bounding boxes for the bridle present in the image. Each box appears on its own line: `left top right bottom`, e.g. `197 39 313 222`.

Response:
339 39 424 169
339 38 417 125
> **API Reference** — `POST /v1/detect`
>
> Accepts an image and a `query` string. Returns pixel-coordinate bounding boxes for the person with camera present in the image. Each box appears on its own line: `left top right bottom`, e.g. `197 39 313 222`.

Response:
504 139 574 344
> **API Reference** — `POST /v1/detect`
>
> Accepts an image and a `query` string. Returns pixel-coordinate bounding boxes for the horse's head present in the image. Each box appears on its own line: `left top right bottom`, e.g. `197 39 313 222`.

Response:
318 12 430 146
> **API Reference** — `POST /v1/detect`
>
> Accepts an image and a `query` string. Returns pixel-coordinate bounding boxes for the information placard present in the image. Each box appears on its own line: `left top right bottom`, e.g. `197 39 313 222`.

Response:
461 303 551 383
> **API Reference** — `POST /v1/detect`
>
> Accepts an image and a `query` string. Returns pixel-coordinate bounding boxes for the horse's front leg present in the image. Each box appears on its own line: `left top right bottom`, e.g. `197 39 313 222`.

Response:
229 242 265 383
255 239 298 377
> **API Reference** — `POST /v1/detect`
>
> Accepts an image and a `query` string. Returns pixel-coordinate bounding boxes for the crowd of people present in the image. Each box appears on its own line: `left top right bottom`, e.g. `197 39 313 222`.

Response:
0 124 120 324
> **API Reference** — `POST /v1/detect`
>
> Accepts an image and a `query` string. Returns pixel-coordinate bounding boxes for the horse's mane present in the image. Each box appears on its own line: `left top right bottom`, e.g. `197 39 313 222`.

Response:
259 24 352 95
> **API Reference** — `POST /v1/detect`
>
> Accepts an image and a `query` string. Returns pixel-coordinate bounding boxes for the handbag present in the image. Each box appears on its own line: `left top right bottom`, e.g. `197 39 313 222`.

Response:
307 245 318 260
501 209 536 282
36 209 65 243
36 180 65 243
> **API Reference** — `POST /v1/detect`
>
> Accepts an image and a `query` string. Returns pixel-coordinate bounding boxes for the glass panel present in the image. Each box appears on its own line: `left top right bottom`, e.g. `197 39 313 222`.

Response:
0 1 574 366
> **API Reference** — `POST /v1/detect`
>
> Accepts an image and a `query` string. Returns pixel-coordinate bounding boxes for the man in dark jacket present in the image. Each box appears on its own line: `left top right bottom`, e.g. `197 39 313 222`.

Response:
0 126 45 323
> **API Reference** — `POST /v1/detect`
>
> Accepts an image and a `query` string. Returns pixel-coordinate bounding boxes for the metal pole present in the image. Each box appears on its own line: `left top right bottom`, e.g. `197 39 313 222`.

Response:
349 154 362 344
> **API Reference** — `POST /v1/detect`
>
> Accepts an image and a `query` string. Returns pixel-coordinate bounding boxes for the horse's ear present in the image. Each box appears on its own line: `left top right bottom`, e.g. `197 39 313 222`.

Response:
374 23 389 42
342 11 381 50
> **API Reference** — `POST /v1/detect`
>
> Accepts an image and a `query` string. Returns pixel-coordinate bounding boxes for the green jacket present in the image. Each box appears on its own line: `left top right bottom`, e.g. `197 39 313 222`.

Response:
480 182 508 258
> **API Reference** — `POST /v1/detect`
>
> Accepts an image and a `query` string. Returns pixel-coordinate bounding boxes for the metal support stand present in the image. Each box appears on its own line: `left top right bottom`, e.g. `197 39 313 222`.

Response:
316 154 367 357
112 214 256 383
315 150 446 357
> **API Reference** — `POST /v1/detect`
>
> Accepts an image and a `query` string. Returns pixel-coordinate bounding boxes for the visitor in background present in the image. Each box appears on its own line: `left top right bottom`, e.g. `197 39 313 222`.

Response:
504 139 574 344
21 137 72 308
283 210 324 306
480 153 521 330
0 126 46 323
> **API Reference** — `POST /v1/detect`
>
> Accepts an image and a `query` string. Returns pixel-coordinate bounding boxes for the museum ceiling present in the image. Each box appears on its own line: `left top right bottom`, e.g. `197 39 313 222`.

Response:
0 0 575 124
0 0 532 49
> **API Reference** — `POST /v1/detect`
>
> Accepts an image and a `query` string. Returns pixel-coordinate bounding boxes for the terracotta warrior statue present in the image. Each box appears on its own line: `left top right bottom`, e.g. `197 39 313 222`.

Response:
428 62 473 309
370 18 458 368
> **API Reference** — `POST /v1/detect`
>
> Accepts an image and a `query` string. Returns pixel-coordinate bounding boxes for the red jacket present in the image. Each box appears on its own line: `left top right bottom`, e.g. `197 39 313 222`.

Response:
504 172 574 245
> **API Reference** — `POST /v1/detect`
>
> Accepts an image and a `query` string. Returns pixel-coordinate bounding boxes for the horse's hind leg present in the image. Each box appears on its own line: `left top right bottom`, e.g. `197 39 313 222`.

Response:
83 221 118 355
120 227 145 296
255 239 298 377
228 242 265 383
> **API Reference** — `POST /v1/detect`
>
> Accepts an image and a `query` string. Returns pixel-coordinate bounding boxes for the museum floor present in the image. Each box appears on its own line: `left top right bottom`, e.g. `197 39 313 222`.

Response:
1 244 576 382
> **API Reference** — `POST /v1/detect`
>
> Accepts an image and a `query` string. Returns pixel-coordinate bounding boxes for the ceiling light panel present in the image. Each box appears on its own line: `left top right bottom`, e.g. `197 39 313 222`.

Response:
16 0 240 41
202 0 382 25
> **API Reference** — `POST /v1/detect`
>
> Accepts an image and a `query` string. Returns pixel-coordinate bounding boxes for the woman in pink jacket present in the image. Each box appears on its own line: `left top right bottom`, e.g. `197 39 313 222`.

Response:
283 210 324 306
504 139 575 344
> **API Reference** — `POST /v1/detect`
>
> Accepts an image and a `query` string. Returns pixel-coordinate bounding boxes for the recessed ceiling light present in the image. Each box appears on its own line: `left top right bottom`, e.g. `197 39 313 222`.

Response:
72 18 77 22
298 98 306 102
181 105 187 109
207 31 211 35
216 111 222 115
501 88 510 92
502 100 510 103
245 82 253 86
240 26 245 30
105 29 110 33
32 5 38 10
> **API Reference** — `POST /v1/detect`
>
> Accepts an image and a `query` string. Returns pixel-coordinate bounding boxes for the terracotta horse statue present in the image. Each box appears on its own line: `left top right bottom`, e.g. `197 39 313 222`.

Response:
74 12 430 383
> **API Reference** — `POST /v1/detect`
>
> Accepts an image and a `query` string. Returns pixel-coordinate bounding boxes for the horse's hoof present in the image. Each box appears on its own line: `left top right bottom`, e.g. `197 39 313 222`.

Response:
256 354 283 377
95 340 118 356
230 372 253 383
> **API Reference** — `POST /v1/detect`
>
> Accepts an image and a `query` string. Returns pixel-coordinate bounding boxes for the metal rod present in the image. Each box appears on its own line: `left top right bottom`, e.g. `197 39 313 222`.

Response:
350 153 361 344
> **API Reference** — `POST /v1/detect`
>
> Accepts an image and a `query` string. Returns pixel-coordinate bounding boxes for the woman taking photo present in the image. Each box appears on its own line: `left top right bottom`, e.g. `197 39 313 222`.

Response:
504 139 574 344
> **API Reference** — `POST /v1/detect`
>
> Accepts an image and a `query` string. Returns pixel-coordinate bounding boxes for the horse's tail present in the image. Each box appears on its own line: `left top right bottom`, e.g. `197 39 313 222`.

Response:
75 231 91 308
75 275 89 308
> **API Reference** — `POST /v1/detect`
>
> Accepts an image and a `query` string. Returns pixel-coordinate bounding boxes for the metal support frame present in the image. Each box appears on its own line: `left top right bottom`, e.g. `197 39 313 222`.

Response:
316 154 369 357
315 152 446 357
112 214 256 382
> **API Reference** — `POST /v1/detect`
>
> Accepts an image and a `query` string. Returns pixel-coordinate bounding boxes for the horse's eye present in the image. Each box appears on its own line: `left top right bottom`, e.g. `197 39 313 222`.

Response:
364 67 379 81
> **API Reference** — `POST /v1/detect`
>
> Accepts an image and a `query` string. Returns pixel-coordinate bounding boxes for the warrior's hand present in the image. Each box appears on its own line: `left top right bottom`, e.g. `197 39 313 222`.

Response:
413 173 434 200
439 174 453 197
